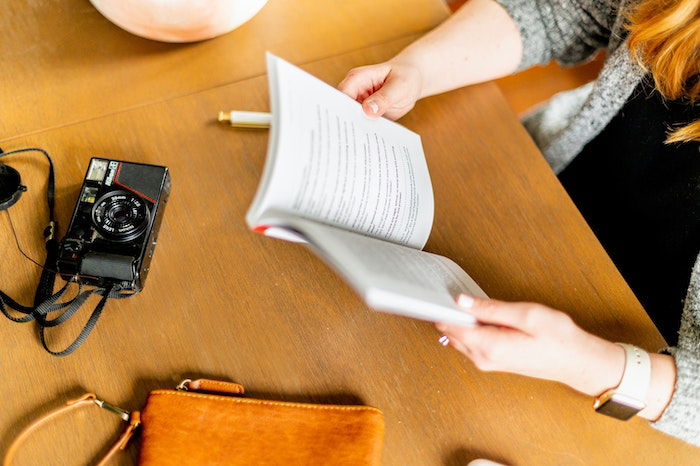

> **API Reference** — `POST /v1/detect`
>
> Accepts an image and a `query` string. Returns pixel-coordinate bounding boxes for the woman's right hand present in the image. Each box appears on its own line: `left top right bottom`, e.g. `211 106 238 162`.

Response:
337 60 424 120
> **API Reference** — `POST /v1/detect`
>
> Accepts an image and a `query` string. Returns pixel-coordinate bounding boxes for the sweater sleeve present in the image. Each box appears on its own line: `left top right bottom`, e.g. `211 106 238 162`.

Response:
652 257 700 446
493 0 620 70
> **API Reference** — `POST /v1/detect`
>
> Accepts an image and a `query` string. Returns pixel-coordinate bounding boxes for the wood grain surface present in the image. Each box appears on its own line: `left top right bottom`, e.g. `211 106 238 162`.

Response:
1 29 698 466
0 0 448 141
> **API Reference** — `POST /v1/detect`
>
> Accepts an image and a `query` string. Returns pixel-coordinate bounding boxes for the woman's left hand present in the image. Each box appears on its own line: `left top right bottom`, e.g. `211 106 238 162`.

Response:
437 295 626 397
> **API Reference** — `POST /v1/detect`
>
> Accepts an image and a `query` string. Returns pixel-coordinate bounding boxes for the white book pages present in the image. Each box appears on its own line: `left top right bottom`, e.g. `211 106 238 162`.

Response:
259 212 486 327
246 53 434 250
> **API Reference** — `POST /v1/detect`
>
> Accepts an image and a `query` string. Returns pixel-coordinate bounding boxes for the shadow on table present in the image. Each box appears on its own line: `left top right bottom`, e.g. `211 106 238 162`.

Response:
35 0 195 69
443 446 511 466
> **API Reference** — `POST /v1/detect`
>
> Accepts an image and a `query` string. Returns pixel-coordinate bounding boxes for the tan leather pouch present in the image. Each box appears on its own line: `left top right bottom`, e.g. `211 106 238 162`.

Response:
139 378 384 465
4 378 385 466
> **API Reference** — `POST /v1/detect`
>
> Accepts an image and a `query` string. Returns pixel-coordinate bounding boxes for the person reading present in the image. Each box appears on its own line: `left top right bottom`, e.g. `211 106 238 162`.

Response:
337 0 699 446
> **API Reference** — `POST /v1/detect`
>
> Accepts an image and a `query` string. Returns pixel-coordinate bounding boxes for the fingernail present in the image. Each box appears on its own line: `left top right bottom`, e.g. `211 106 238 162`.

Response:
366 100 379 114
457 294 474 308
436 323 447 332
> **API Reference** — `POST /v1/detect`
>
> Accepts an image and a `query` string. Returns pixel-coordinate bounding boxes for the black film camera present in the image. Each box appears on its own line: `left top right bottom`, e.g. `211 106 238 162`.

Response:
57 158 170 293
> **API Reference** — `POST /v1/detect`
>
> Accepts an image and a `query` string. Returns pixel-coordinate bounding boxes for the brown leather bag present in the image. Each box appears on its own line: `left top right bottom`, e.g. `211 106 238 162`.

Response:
4 378 385 465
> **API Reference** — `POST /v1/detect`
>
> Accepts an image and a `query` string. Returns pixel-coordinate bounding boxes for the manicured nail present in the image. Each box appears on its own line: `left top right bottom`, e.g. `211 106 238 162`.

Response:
457 294 474 308
366 100 379 114
438 335 450 346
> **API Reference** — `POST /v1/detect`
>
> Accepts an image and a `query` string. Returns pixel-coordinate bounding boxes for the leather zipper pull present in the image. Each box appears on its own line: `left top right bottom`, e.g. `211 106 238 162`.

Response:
176 378 245 396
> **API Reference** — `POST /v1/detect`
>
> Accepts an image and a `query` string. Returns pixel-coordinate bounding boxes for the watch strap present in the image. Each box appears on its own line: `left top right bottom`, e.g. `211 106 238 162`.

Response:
615 343 651 401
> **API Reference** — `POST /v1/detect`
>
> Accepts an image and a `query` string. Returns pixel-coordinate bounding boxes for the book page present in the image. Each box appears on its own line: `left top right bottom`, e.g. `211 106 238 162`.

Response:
246 53 434 250
259 212 487 327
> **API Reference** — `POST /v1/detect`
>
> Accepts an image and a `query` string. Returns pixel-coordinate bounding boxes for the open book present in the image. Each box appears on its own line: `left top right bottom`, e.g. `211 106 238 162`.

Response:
246 54 486 327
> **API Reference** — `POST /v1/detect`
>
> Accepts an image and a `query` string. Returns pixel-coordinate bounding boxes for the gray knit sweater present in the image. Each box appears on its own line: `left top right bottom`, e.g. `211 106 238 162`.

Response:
495 0 700 447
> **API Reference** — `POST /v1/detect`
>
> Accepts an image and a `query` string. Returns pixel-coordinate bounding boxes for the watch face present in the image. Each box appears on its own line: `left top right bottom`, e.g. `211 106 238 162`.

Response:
595 393 646 421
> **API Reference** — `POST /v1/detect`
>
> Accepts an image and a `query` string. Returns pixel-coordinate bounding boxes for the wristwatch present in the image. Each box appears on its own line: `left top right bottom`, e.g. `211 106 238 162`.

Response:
593 343 651 420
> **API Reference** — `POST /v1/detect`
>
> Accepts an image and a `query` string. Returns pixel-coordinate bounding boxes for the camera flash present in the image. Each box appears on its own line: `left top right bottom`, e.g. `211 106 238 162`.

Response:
86 159 109 182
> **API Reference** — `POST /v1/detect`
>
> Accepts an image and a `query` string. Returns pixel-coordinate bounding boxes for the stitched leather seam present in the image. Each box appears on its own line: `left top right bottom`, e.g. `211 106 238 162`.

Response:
148 391 382 414
197 380 244 393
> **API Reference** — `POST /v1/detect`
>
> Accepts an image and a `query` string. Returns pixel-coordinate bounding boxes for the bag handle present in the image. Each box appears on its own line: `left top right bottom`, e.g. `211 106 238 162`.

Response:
4 393 140 466
5 378 242 465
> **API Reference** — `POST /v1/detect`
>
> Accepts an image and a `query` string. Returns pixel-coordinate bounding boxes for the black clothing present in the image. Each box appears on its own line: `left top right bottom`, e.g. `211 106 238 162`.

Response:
559 77 700 345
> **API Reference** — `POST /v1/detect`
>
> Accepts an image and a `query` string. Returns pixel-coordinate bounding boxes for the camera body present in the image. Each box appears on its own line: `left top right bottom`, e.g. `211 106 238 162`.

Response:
57 158 170 293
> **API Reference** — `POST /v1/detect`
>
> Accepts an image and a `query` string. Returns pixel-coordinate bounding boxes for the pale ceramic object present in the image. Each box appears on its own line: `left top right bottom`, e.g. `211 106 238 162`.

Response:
89 0 269 43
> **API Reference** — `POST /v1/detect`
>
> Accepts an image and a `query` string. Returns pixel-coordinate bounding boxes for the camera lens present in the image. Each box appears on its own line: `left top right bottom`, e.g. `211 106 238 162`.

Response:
92 190 150 242
109 205 131 223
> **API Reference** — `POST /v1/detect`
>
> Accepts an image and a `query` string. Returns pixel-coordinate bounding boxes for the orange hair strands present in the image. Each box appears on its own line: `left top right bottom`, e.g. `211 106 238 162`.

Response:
627 0 700 143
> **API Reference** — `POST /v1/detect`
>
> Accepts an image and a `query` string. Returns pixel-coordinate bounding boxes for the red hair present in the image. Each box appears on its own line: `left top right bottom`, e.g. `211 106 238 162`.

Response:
627 0 700 143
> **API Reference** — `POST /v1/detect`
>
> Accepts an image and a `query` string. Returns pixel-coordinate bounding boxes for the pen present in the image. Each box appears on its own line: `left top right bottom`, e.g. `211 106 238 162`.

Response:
218 111 271 129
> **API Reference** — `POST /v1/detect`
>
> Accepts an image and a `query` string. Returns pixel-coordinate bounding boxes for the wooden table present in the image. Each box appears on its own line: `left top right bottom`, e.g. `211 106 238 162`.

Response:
0 0 448 139
1 2 697 466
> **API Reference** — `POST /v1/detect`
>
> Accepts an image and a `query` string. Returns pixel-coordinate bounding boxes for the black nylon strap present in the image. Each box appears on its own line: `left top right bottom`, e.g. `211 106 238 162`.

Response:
0 148 58 308
0 282 72 324
38 285 131 357
1 282 130 356
33 237 59 307
0 291 35 323
38 284 114 357
0 148 126 356
34 282 87 327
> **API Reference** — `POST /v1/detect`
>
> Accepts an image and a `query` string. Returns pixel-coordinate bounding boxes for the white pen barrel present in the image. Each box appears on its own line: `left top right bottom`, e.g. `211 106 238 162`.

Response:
218 110 272 128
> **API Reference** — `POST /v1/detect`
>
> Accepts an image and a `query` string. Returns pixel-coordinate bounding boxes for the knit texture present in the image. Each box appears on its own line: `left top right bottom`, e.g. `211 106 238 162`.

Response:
496 0 700 447
654 257 700 444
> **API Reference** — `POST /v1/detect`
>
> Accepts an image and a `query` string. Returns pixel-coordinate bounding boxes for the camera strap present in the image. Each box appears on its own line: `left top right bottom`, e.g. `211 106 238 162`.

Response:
0 148 127 356
1 282 128 356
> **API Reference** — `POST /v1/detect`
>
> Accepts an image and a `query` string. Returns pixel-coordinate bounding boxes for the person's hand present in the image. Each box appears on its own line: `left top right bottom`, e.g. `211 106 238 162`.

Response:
436 295 626 397
337 60 423 120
